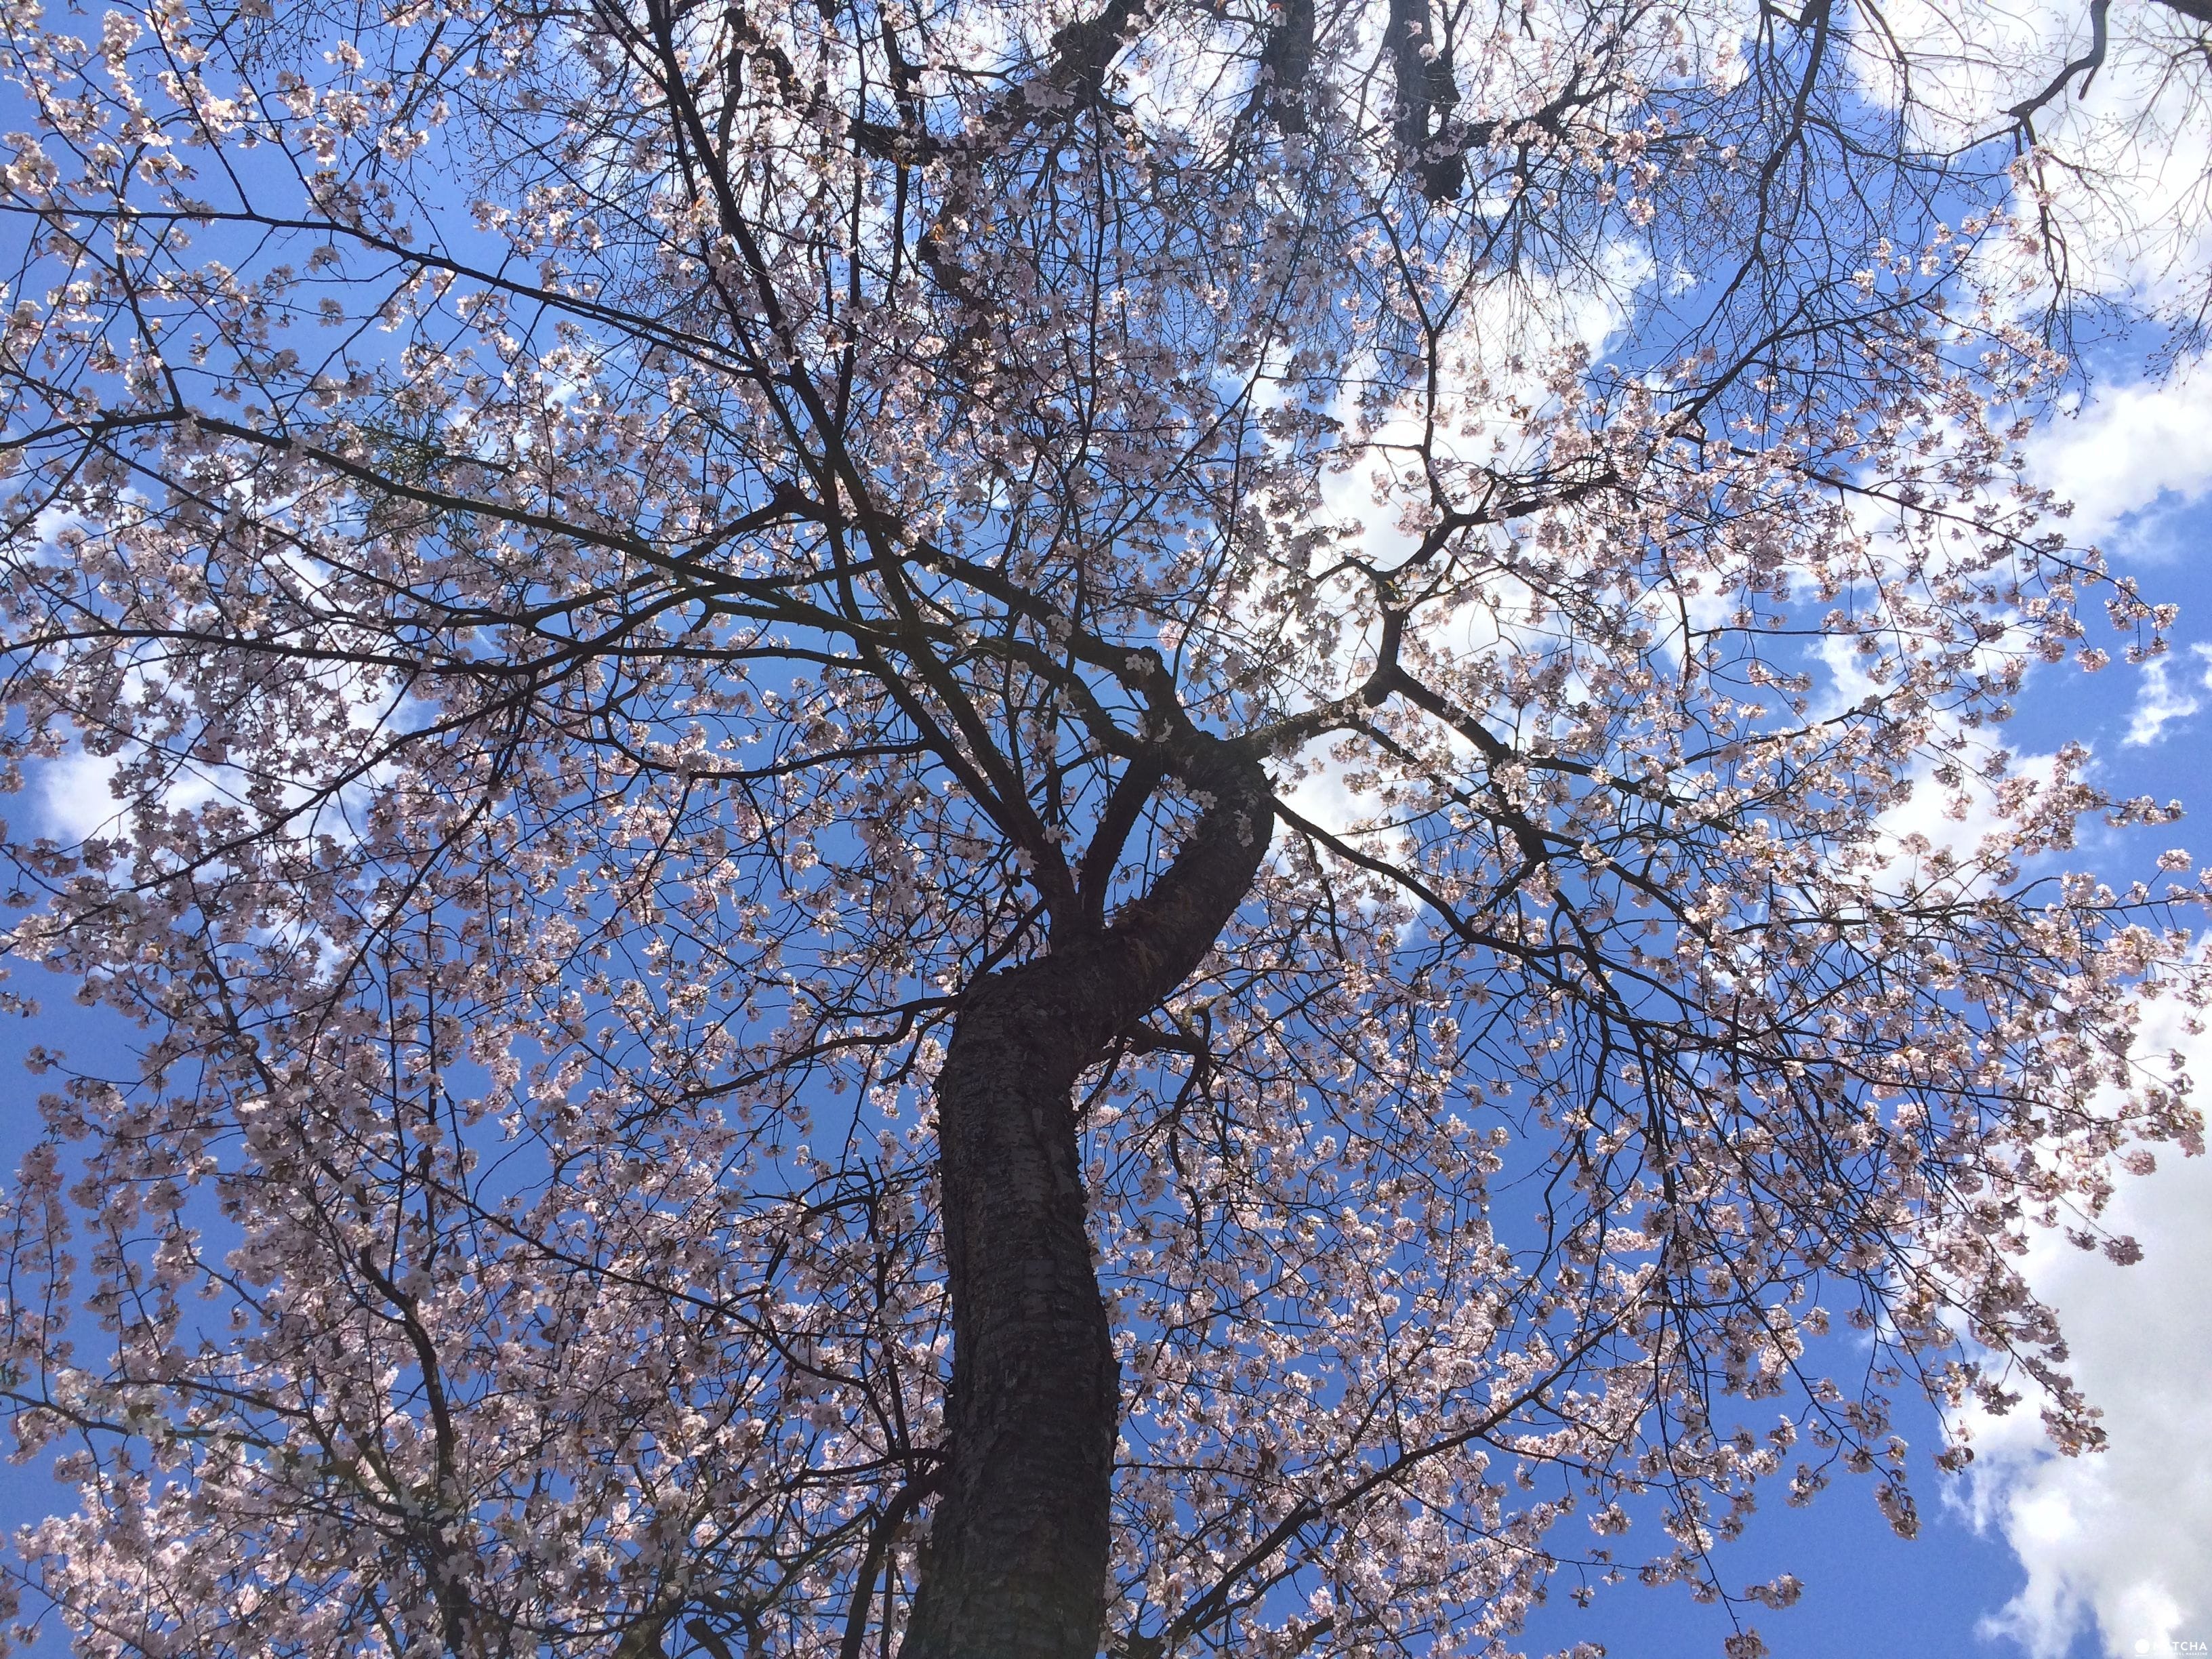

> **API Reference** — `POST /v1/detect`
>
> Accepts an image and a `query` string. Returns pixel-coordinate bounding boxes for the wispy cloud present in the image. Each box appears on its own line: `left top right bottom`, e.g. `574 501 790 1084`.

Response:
2125 644 2212 747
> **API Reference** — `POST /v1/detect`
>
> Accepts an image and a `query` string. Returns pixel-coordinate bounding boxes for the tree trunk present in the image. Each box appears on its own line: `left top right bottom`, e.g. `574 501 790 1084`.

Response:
901 739 1274 1659
898 958 1122 1659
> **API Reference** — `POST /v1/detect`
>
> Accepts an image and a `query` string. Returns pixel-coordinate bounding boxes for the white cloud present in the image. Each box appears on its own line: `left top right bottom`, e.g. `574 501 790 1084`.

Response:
1265 261 1652 844
2030 375 2212 554
37 747 144 842
2125 644 2212 747
1958 992 2212 1659
1860 0 2212 318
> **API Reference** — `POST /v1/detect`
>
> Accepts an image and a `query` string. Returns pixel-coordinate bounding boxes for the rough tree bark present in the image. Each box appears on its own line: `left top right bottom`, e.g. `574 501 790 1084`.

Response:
901 735 1276 1659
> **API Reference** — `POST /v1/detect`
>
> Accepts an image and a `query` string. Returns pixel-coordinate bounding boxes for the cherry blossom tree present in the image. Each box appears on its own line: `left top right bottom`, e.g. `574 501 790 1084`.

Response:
0 0 2207 1655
